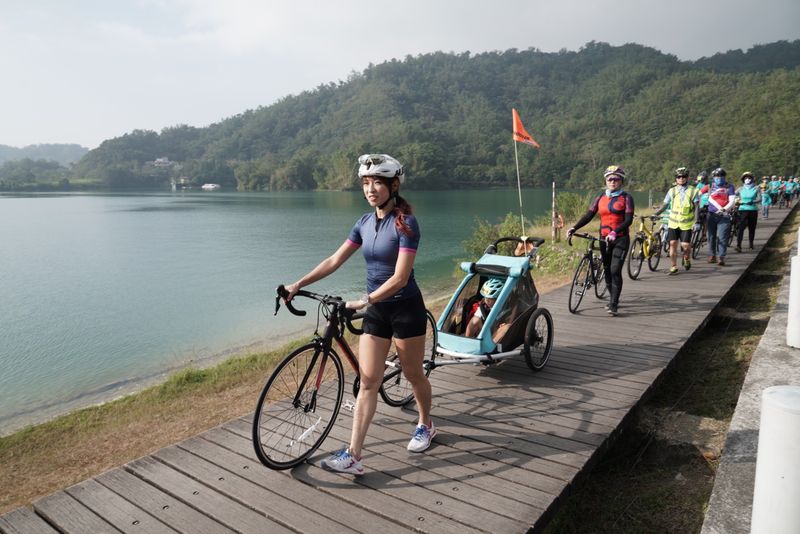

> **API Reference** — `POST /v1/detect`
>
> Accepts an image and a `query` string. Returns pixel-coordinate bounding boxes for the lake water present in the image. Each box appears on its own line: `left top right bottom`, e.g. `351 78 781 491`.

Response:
0 188 646 434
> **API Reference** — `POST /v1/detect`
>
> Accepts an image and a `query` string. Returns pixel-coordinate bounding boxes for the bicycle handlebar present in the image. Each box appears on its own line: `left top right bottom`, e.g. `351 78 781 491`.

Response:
276 285 307 316
275 285 365 334
567 232 600 247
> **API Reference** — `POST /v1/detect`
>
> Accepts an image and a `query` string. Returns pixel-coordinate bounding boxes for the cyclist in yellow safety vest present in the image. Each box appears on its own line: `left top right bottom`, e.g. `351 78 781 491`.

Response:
653 167 701 275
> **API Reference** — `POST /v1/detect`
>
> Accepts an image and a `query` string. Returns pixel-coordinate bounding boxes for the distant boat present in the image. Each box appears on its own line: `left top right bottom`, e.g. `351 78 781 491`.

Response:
201 183 221 191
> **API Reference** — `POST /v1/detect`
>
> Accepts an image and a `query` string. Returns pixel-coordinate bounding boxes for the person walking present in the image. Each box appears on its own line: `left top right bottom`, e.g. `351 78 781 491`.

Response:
567 165 634 316
700 168 736 266
284 154 434 475
762 183 773 219
653 167 700 274
735 171 761 252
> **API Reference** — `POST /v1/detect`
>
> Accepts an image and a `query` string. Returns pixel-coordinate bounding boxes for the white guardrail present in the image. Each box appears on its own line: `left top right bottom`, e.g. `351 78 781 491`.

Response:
787 227 800 348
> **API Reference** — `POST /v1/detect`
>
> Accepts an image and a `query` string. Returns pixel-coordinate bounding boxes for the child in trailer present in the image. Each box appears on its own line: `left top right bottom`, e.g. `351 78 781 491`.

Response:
464 277 504 338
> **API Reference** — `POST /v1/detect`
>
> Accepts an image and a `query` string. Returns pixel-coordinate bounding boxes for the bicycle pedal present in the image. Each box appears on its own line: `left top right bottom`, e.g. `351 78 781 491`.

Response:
342 399 355 412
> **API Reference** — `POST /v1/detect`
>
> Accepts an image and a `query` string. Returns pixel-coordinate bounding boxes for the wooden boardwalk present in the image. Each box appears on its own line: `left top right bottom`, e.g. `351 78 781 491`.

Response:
1 209 792 534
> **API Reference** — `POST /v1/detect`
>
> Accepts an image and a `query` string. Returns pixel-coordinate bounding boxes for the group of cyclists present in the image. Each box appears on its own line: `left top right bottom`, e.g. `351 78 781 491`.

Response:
760 175 799 215
568 164 796 318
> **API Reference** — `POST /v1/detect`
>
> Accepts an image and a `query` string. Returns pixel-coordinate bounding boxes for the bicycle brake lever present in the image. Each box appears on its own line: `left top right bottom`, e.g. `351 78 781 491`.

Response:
275 285 307 317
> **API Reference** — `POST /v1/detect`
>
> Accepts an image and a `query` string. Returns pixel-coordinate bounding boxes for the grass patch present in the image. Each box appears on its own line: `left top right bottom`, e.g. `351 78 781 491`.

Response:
544 429 715 534
648 319 764 420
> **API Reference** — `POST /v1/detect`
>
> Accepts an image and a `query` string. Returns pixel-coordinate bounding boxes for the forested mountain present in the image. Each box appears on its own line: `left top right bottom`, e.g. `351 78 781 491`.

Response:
4 40 799 191
0 144 88 165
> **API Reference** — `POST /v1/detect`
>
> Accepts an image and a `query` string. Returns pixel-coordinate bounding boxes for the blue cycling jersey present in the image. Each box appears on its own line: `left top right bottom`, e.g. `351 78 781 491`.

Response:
347 211 421 300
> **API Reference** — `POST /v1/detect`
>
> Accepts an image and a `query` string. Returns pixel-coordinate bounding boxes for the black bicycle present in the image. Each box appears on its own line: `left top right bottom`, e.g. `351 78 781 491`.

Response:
691 210 707 259
252 286 437 470
567 232 608 313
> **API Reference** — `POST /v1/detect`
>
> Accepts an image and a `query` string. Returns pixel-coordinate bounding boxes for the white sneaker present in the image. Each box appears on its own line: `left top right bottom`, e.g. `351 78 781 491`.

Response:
320 448 364 475
407 421 436 453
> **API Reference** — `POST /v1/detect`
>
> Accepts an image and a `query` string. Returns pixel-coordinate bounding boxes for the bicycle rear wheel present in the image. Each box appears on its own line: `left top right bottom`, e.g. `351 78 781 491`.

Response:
627 237 644 280
648 235 662 271
691 228 702 259
568 256 591 313
252 343 344 470
593 256 608 299
380 310 437 407
727 218 735 246
523 307 553 372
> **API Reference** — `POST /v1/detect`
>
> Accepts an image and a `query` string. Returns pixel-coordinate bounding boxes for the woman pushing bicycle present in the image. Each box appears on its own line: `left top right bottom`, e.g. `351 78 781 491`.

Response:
567 165 635 316
283 154 434 475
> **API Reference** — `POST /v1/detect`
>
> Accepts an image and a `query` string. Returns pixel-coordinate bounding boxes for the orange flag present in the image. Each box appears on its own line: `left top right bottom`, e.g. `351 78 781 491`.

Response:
512 108 540 148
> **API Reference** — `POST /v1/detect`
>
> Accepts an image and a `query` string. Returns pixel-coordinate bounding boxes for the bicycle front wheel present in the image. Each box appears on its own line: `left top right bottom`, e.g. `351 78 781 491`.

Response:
568 256 591 313
627 237 644 280
593 256 608 299
252 343 344 470
380 310 437 407
648 235 662 271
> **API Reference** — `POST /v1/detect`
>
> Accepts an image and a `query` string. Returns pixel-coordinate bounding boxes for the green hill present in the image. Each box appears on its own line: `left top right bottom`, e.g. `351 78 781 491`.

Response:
4 40 799 191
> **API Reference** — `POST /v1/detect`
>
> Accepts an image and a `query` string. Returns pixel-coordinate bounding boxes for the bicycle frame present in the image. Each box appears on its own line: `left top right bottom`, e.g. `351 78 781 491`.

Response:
634 216 659 257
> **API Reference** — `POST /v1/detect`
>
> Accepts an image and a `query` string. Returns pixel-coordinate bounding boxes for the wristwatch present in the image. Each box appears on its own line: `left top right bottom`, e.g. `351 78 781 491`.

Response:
359 293 371 306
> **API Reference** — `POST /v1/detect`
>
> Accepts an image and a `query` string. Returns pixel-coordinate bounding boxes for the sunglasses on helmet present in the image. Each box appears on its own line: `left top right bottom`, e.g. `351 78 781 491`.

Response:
358 154 386 166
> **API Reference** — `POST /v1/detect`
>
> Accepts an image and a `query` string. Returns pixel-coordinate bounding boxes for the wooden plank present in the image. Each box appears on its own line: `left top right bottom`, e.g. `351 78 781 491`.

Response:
65 479 176 534
0 507 59 534
176 435 412 533
422 377 612 444
126 456 292 534
95 469 235 534
203 427 478 534
152 444 358 533
319 425 539 531
325 417 560 507
228 417 528 533
33 491 119 534
426 369 629 430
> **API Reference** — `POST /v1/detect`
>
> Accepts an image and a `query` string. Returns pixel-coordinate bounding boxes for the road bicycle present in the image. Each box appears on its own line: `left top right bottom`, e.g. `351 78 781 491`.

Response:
691 210 707 259
252 286 436 470
726 207 739 247
627 215 663 280
567 232 608 313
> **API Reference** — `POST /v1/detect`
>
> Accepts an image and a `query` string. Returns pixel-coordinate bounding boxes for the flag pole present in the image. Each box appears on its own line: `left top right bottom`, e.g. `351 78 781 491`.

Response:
513 139 525 235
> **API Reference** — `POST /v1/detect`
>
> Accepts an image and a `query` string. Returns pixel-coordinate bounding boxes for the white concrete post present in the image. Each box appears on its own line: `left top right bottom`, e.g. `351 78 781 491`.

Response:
751 386 800 533
788 234 800 348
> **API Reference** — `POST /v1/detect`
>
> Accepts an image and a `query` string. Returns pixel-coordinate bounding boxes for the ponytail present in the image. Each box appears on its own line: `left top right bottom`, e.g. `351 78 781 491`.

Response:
393 194 414 236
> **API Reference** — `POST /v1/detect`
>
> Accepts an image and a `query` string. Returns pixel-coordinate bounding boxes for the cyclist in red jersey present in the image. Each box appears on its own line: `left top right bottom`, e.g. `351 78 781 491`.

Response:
567 165 635 316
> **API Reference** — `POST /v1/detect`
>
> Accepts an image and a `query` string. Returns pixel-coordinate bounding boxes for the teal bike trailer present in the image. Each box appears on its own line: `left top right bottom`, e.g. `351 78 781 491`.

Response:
431 236 554 373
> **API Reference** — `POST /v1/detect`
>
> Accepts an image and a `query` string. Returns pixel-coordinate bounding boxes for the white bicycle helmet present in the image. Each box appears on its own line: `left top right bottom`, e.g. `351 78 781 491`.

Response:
358 154 405 183
480 277 504 299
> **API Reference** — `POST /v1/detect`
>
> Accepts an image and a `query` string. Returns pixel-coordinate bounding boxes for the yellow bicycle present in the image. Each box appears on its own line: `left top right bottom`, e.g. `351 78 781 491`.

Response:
627 215 663 279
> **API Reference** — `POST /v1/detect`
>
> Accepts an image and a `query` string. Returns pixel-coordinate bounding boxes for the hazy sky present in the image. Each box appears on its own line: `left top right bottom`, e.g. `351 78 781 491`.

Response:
2 0 798 149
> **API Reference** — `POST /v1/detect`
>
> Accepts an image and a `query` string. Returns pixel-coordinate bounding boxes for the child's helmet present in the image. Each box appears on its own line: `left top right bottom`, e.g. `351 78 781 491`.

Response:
480 277 504 299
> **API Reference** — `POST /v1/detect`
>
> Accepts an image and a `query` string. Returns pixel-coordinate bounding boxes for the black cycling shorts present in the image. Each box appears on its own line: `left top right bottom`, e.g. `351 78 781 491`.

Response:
667 227 693 243
362 291 427 340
